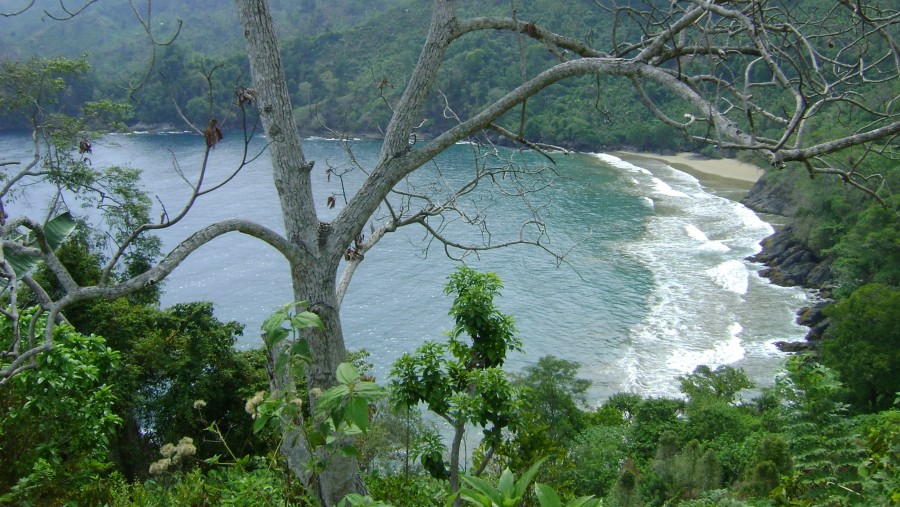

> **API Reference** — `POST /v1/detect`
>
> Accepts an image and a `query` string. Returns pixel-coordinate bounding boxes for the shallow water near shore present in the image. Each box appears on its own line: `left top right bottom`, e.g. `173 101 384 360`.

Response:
0 131 809 402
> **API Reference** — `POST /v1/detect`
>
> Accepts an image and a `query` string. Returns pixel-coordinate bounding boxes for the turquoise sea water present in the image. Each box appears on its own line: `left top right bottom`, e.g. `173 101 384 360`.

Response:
0 131 808 402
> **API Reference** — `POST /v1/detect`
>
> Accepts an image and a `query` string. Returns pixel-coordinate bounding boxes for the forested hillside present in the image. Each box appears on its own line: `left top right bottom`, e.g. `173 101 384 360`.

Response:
1 0 898 505
2 0 679 150
0 0 400 64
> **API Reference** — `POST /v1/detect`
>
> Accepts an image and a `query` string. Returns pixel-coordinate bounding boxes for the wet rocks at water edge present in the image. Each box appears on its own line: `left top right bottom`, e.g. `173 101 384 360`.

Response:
748 225 834 289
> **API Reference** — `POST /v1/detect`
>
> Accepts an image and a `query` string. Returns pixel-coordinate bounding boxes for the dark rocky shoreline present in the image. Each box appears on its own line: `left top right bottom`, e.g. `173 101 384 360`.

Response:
741 175 832 353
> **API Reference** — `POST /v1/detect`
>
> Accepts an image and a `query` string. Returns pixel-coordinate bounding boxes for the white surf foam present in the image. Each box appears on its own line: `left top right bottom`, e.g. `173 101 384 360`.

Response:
706 260 750 295
592 153 652 175
666 323 745 373
685 224 731 252
685 224 709 242
600 153 792 398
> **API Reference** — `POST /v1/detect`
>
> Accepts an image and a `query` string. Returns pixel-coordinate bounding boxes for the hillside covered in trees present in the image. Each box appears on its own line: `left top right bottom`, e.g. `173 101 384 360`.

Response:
1 0 898 505
2 0 691 151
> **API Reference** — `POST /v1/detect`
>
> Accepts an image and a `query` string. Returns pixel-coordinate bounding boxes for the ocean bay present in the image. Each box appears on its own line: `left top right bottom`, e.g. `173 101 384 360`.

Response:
0 131 809 402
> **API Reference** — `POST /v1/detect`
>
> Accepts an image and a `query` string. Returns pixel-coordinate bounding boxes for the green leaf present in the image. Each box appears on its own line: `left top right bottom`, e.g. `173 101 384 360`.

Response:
5 212 77 277
498 468 516 500
568 496 601 507
336 362 359 385
264 326 289 349
339 445 361 458
346 396 370 432
457 488 492 507
290 362 306 381
274 350 290 377
460 474 503 506
353 381 388 402
203 454 222 465
534 483 561 507
262 311 287 335
252 414 271 434
317 384 351 413
291 339 312 360
307 430 326 447
291 310 323 330
343 424 364 436
516 457 546 498
44 212 76 246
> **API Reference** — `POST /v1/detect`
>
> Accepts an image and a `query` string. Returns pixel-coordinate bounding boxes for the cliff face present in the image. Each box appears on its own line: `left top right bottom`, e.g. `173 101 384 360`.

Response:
741 174 833 351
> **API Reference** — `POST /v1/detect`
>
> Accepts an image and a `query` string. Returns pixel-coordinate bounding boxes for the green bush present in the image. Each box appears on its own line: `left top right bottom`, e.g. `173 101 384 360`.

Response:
822 283 900 412
0 315 121 505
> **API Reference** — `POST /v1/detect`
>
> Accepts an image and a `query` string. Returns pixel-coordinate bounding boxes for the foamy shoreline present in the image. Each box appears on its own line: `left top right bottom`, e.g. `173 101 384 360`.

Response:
611 150 767 205
616 151 764 183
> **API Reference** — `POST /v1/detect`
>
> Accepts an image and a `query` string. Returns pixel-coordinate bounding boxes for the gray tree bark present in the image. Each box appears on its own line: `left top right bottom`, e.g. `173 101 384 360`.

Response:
236 1 366 504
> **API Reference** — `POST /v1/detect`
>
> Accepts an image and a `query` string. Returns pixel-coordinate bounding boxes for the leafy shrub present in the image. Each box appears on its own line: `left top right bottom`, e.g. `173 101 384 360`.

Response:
822 283 900 412
0 314 121 505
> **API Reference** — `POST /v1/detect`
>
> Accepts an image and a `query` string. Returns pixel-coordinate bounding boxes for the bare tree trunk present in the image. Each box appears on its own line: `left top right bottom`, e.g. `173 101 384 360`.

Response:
292 261 368 505
449 423 465 505
236 0 366 504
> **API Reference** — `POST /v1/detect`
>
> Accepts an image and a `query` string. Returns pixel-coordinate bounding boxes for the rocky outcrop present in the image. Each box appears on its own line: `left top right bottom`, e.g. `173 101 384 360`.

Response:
748 226 834 289
741 176 836 352
741 173 799 217
774 340 813 353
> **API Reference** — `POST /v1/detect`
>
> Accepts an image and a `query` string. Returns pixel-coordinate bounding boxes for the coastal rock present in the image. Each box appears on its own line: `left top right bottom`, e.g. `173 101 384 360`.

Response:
774 341 813 353
741 173 799 216
796 303 827 327
795 299 832 342
748 227 836 349
748 226 832 289
743 178 839 353
804 319 830 342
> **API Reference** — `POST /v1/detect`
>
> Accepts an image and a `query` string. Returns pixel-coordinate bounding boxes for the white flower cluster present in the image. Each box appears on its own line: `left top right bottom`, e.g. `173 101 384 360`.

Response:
245 391 267 419
148 436 197 475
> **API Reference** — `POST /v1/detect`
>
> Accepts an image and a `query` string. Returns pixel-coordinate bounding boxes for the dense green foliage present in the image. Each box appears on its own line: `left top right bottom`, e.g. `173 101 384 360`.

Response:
0 0 683 151
3 253 900 505
821 284 900 413
0 314 121 504
390 267 521 491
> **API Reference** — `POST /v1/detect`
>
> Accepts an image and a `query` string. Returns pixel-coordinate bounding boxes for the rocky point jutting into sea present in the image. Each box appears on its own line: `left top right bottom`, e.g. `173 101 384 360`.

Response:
741 173 834 353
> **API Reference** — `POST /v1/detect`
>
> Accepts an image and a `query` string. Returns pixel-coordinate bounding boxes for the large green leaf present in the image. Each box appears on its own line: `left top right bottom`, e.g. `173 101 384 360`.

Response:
534 484 561 507
345 395 370 432
336 362 359 385
498 468 516 500
459 474 503 506
515 457 547 499
4 212 77 278
316 384 351 414
291 310 323 330
353 381 388 402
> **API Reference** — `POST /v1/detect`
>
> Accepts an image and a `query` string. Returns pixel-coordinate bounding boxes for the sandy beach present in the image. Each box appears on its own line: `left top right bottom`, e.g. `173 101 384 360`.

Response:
614 150 766 202
617 151 764 182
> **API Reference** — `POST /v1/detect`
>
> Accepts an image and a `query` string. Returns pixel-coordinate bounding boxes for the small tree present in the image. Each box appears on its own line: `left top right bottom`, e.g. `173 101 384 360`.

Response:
776 356 865 505
677 365 754 405
390 266 520 495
